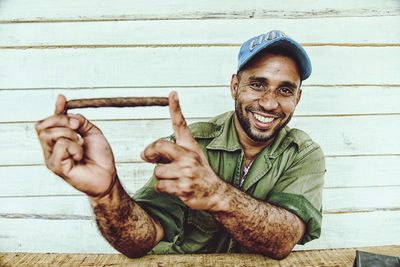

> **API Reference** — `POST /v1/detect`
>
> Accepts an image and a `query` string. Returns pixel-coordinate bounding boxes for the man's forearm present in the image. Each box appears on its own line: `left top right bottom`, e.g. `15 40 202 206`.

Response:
90 178 159 258
211 183 305 259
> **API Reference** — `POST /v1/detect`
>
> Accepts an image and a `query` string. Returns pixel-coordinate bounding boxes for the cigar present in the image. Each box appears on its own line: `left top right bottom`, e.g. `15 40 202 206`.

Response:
64 97 169 113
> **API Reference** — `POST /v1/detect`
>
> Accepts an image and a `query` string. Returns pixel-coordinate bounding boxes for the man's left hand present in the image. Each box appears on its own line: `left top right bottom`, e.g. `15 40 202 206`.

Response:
141 91 227 212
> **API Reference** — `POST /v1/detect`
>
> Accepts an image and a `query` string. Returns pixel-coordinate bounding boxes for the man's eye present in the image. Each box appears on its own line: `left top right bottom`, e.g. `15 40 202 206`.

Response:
279 87 294 95
249 82 265 91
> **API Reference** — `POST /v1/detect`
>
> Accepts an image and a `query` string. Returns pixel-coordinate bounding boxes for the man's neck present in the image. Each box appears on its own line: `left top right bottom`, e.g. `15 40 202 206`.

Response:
233 115 275 164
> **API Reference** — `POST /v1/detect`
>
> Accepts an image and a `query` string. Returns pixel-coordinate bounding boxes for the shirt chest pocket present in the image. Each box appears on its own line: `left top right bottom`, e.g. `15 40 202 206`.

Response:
179 209 223 253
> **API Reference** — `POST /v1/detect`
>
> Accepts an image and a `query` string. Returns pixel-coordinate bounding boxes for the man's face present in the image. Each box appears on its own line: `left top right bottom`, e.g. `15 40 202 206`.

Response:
231 52 302 145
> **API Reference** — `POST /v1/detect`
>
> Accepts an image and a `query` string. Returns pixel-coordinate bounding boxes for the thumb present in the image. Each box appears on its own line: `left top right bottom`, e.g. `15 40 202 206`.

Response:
54 94 67 115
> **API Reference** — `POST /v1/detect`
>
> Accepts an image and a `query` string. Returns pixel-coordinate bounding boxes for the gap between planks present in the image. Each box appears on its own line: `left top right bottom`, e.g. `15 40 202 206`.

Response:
1 10 399 23
1 184 400 198
0 154 399 168
2 208 400 220
1 114 400 125
1 43 400 49
1 84 400 91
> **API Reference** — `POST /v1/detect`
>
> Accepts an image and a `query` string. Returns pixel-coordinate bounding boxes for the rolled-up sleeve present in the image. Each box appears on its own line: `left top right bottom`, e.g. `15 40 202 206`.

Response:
266 143 325 244
133 175 187 244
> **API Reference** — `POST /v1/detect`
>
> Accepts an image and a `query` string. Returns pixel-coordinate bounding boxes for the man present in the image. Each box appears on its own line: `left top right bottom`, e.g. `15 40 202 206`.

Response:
36 30 325 259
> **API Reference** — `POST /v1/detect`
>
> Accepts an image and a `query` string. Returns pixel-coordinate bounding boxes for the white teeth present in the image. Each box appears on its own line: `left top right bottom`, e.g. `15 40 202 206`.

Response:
254 113 274 123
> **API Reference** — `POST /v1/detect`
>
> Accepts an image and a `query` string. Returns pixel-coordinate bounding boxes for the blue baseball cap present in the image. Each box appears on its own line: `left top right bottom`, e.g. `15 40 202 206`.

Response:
237 30 312 80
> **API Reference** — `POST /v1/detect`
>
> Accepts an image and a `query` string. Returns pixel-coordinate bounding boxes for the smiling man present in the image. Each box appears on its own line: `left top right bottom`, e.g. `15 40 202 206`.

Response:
36 30 325 259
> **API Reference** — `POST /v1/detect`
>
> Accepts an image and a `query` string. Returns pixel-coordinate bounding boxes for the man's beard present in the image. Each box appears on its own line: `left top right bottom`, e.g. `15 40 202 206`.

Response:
234 99 293 143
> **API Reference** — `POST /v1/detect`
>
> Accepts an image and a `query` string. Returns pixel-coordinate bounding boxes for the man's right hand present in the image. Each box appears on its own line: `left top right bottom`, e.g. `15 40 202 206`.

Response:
35 95 117 199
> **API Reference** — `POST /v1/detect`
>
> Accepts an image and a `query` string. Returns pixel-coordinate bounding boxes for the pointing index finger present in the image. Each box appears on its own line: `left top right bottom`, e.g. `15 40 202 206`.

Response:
168 91 194 147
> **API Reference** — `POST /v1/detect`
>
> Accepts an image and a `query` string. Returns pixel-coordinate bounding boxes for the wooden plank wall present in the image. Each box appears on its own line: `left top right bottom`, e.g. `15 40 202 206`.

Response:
0 1 399 253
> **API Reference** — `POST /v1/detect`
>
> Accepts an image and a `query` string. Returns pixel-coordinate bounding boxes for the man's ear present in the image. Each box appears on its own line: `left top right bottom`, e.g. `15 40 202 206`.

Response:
230 74 239 100
296 88 302 105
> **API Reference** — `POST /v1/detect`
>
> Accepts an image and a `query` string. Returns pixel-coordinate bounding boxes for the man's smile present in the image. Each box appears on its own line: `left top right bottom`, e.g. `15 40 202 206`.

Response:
250 111 281 130
254 113 274 123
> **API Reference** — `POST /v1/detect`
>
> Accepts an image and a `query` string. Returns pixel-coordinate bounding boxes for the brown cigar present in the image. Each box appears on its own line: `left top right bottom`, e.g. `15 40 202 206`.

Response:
64 97 169 113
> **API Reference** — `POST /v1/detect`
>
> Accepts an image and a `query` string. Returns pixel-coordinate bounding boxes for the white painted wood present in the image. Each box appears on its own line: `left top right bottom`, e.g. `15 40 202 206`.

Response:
297 211 400 250
1 0 399 22
1 211 399 252
1 86 399 123
323 186 400 212
0 218 116 253
1 186 398 216
1 163 152 197
1 115 399 166
0 87 230 123
1 156 400 197
1 17 400 47
0 196 93 218
1 47 399 89
288 115 400 156
324 156 400 188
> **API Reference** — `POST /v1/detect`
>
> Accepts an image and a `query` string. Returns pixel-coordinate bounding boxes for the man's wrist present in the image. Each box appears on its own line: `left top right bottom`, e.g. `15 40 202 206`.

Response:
209 179 234 213
89 178 122 208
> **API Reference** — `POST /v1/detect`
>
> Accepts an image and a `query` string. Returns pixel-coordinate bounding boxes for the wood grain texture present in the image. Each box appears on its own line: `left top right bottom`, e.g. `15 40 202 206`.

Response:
1 246 400 267
2 156 399 197
1 47 399 89
1 17 400 47
0 156 400 198
1 115 399 166
297 211 400 250
1 186 399 216
1 86 400 123
1 163 151 197
324 156 400 188
0 211 399 253
1 0 399 22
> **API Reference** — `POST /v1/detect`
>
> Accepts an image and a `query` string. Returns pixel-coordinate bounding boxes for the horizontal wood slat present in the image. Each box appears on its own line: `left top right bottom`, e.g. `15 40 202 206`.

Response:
1 86 400 123
1 186 399 215
325 156 400 188
295 211 400 250
1 17 400 47
1 0 399 22
0 211 399 252
1 47 399 89
1 115 399 166
2 156 400 197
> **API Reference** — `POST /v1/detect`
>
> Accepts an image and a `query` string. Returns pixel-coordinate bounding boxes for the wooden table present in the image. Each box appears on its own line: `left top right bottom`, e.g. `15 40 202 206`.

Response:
1 246 399 266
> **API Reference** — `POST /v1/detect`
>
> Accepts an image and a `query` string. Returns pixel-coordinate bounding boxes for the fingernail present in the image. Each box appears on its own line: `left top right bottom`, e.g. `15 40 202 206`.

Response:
69 118 79 128
77 134 84 145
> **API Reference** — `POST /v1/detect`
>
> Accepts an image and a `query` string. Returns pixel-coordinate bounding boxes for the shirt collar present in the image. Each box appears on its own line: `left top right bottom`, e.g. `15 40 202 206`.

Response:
206 112 242 152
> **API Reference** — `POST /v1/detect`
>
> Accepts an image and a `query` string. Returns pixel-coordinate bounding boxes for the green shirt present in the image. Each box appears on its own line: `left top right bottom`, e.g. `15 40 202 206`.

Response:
133 111 325 254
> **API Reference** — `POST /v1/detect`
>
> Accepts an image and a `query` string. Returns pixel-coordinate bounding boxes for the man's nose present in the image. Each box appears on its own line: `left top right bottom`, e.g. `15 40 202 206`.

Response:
258 92 278 110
